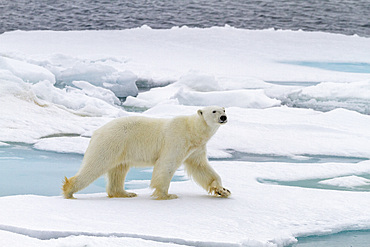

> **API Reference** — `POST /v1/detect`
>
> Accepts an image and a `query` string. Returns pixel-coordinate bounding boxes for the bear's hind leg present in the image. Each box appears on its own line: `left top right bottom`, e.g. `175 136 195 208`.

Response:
63 172 104 199
107 164 137 198
62 161 109 199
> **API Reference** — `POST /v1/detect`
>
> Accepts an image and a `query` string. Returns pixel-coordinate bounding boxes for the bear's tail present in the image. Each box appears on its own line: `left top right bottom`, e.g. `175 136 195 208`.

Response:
62 176 76 199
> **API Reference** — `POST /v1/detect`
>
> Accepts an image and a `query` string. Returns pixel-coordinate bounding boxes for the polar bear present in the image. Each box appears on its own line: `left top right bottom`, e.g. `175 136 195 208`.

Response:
62 106 231 200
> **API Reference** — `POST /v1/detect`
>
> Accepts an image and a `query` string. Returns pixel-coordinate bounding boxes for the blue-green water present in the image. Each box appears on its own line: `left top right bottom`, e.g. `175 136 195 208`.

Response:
0 143 186 197
293 230 370 247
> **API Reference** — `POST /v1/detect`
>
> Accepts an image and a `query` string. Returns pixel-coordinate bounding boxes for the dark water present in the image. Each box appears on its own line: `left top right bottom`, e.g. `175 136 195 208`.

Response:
1 0 369 37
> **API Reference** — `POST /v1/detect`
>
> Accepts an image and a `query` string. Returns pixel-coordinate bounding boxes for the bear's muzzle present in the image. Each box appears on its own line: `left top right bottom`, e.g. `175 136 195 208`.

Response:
219 115 227 124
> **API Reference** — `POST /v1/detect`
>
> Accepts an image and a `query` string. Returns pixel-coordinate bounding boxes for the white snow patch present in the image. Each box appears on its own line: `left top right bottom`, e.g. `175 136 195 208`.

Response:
319 175 370 188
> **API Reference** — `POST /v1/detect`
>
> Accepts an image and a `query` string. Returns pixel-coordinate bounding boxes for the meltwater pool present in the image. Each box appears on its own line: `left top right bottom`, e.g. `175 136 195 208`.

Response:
0 143 186 197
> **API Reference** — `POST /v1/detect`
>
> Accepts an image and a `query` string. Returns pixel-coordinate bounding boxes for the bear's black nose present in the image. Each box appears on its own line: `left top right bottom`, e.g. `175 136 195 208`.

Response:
220 115 227 122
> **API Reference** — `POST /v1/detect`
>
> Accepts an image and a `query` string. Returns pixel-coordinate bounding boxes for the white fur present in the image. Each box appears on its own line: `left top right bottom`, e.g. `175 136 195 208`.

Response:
62 106 231 200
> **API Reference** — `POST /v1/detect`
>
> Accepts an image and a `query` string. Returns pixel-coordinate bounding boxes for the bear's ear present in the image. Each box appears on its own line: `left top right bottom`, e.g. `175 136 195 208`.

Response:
197 109 203 116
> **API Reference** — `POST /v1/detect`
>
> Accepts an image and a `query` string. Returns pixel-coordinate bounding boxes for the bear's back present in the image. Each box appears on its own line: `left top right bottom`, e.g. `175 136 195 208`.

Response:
95 116 168 139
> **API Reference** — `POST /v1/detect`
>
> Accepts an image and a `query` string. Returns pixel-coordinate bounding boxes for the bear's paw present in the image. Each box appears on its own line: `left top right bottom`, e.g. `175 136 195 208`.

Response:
108 191 138 198
214 187 231 198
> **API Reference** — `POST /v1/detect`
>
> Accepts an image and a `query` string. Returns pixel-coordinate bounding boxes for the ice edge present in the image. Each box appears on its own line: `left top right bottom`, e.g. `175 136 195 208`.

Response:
0 224 243 247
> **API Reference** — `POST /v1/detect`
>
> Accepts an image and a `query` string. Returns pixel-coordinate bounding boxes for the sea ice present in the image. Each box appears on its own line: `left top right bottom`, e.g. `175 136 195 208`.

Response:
1 27 370 246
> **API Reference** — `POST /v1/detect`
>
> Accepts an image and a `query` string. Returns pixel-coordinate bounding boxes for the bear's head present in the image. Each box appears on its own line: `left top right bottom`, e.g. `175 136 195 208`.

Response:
197 106 227 127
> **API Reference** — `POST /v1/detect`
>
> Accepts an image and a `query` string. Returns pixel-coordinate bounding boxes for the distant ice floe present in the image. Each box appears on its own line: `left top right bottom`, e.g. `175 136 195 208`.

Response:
31 80 126 117
57 61 138 98
123 71 282 109
279 80 370 114
0 56 55 84
0 57 128 118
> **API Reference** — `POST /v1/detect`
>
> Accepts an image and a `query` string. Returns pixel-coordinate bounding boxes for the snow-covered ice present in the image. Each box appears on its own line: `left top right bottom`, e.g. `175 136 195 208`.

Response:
1 26 370 246
2 161 370 246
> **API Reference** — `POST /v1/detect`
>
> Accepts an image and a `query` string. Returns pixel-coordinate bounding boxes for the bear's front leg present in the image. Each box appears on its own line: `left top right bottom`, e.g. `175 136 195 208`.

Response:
184 147 231 198
150 176 179 200
150 158 181 200
152 189 178 200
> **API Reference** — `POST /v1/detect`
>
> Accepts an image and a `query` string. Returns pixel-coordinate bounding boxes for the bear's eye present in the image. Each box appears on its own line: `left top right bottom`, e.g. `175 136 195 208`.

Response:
212 110 216 113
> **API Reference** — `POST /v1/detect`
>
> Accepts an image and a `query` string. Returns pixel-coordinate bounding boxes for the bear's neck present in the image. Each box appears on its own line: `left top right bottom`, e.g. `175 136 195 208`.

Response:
189 114 219 144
